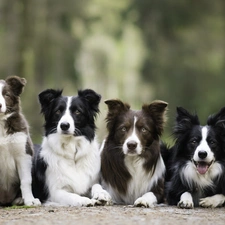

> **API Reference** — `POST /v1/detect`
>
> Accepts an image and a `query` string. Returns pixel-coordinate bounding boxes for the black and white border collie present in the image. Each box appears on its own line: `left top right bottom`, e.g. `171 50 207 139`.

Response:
101 99 168 207
0 76 41 206
166 107 225 208
32 89 111 206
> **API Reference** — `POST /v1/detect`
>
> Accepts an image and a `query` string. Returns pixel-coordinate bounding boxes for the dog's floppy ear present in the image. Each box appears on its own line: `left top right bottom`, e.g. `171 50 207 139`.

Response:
207 107 225 130
38 89 63 115
78 89 101 116
105 99 130 131
5 76 26 96
142 100 168 136
105 99 130 117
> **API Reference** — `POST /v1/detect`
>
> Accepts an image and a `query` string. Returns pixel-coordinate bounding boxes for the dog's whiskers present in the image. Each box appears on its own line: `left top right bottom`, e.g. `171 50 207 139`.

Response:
74 128 82 136
49 127 57 134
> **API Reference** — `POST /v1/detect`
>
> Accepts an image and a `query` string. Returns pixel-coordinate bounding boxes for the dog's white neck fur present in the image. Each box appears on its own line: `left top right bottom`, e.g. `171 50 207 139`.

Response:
124 154 165 204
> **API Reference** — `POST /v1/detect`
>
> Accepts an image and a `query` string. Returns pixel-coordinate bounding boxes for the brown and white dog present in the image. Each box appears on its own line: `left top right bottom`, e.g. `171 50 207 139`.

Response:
0 76 41 206
100 99 168 207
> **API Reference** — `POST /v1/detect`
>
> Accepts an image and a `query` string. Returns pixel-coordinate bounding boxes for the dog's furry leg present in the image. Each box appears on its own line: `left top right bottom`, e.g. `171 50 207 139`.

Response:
49 189 97 207
16 152 41 206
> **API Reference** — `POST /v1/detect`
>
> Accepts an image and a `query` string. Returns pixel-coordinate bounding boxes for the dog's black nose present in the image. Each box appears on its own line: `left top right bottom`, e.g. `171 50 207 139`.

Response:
198 150 207 159
127 141 137 150
60 122 70 131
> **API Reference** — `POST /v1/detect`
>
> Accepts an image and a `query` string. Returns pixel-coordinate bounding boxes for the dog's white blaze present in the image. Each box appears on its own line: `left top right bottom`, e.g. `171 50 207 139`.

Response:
123 116 142 155
193 126 214 163
57 97 75 135
0 82 6 114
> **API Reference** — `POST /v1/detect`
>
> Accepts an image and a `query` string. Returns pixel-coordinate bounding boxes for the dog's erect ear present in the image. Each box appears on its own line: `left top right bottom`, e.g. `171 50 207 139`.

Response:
176 107 200 126
142 100 168 136
174 107 200 137
78 89 101 115
207 107 225 129
38 89 63 114
5 76 26 96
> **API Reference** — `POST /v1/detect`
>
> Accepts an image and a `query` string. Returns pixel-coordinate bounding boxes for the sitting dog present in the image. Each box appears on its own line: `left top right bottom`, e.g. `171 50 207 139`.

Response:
0 76 41 206
165 107 225 208
100 99 168 207
32 89 111 206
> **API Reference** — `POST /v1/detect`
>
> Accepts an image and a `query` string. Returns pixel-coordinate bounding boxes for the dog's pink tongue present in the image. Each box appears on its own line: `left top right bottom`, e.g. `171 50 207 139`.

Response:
196 163 208 174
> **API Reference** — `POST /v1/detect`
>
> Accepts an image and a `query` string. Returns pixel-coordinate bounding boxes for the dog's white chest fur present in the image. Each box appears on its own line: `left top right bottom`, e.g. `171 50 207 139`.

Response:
105 155 165 205
0 131 27 190
41 134 101 199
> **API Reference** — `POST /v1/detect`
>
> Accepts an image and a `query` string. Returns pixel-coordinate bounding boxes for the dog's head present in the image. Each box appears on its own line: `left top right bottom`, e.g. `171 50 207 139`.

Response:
38 89 101 141
105 99 168 156
0 76 26 116
174 107 225 175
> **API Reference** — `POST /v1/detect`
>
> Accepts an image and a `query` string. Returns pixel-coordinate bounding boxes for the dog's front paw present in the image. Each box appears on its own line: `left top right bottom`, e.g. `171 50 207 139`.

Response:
177 199 193 209
200 194 225 208
24 198 41 206
134 192 157 208
91 184 113 206
178 192 193 209
81 197 97 207
92 190 113 206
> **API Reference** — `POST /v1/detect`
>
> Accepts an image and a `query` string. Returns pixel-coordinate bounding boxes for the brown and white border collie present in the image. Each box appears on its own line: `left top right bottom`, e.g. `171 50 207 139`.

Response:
101 99 168 207
0 76 41 206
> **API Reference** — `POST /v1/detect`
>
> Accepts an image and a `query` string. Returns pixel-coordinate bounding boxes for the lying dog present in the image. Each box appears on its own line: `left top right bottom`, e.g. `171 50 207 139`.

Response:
101 99 168 207
0 76 41 206
165 107 225 208
32 89 111 206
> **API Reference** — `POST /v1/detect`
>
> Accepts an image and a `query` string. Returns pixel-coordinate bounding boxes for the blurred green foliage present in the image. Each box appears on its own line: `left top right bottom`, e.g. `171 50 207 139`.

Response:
0 0 225 144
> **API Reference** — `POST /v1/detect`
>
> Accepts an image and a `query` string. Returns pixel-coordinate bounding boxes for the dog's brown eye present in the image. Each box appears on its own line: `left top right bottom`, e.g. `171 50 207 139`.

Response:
141 128 147 133
4 92 10 97
56 110 61 115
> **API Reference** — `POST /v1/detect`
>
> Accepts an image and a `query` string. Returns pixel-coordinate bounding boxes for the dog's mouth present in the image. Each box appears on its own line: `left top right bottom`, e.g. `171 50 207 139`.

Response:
193 160 214 174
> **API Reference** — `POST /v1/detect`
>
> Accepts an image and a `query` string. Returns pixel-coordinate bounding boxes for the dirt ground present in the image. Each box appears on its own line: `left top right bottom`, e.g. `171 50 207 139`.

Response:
0 205 224 225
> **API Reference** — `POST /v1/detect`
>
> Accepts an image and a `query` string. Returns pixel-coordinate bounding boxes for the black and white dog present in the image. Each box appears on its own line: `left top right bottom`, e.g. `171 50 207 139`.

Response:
0 76 41 206
101 99 168 207
166 107 225 208
32 89 111 206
